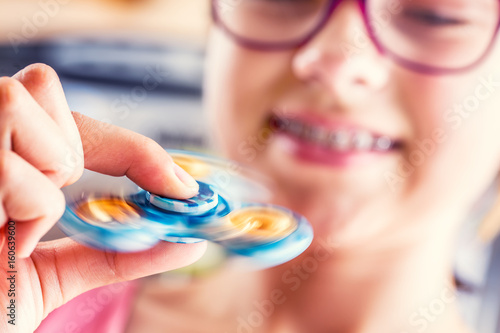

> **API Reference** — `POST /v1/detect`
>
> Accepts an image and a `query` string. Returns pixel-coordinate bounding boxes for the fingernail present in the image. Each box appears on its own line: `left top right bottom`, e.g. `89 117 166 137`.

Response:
174 164 199 191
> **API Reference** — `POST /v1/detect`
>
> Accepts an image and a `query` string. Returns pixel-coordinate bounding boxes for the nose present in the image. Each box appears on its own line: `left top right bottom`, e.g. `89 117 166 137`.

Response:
292 0 390 105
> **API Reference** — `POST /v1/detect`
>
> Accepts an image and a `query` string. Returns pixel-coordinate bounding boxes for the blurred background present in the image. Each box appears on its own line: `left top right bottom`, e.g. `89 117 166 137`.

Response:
0 0 209 148
1 1 499 332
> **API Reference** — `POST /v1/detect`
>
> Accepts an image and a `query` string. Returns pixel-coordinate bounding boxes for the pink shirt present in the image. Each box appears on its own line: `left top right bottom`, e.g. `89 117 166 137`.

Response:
36 281 139 333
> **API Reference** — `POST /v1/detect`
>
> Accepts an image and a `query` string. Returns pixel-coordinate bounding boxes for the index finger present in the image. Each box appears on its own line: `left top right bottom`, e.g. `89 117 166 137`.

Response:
72 112 199 199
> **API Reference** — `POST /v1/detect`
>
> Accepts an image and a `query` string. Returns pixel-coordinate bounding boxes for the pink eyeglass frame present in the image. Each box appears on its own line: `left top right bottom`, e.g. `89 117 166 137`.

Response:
211 0 500 75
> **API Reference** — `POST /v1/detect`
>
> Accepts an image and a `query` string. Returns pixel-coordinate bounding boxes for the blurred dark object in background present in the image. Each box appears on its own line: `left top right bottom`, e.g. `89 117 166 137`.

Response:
0 37 203 94
0 36 207 150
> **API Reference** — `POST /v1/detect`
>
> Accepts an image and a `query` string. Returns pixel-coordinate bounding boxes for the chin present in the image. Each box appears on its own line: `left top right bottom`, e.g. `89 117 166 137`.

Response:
248 149 403 245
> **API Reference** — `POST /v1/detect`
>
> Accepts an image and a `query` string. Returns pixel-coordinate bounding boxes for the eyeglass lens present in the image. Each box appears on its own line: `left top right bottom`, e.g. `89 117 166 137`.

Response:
215 0 500 71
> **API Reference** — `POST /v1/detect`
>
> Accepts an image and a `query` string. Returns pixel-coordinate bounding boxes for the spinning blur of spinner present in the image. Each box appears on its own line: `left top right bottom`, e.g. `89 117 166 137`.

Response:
58 150 313 267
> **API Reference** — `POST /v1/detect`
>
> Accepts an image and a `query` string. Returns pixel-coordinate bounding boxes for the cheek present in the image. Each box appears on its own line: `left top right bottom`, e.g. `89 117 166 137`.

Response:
398 70 500 210
203 30 293 162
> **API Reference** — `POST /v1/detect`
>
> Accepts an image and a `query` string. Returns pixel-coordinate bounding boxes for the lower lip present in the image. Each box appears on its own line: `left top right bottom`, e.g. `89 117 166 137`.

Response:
275 132 396 168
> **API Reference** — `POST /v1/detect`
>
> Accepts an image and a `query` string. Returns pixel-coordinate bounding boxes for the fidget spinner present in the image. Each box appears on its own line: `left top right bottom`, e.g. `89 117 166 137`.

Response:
58 150 313 267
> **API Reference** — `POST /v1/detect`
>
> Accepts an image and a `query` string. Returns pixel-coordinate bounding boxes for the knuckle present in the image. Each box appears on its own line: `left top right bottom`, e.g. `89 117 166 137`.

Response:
21 63 60 88
139 136 162 154
138 136 173 165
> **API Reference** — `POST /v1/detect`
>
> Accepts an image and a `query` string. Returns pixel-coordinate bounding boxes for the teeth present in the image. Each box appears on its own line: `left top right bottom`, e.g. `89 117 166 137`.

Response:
328 131 350 151
299 124 313 141
352 131 374 151
374 136 393 151
288 120 304 137
308 127 328 143
273 116 397 152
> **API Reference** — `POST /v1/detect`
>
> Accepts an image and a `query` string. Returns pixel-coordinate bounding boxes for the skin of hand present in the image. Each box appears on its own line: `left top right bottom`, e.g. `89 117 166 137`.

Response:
0 63 206 333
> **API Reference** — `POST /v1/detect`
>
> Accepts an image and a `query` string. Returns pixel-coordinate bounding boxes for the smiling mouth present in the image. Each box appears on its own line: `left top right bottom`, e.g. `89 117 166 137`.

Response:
269 115 403 153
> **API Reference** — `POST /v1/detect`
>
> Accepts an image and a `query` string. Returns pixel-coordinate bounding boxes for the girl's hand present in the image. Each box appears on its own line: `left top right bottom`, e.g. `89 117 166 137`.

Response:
0 64 205 333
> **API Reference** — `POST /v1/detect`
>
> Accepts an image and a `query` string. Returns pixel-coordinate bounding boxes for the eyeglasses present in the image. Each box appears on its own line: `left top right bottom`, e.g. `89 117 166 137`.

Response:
211 0 500 74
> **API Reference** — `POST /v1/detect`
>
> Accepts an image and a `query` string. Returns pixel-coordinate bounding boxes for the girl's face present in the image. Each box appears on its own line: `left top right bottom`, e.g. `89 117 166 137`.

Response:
204 0 500 245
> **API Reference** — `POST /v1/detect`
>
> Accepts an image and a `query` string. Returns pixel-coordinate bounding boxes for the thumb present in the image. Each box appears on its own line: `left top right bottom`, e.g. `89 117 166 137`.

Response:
31 238 207 318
